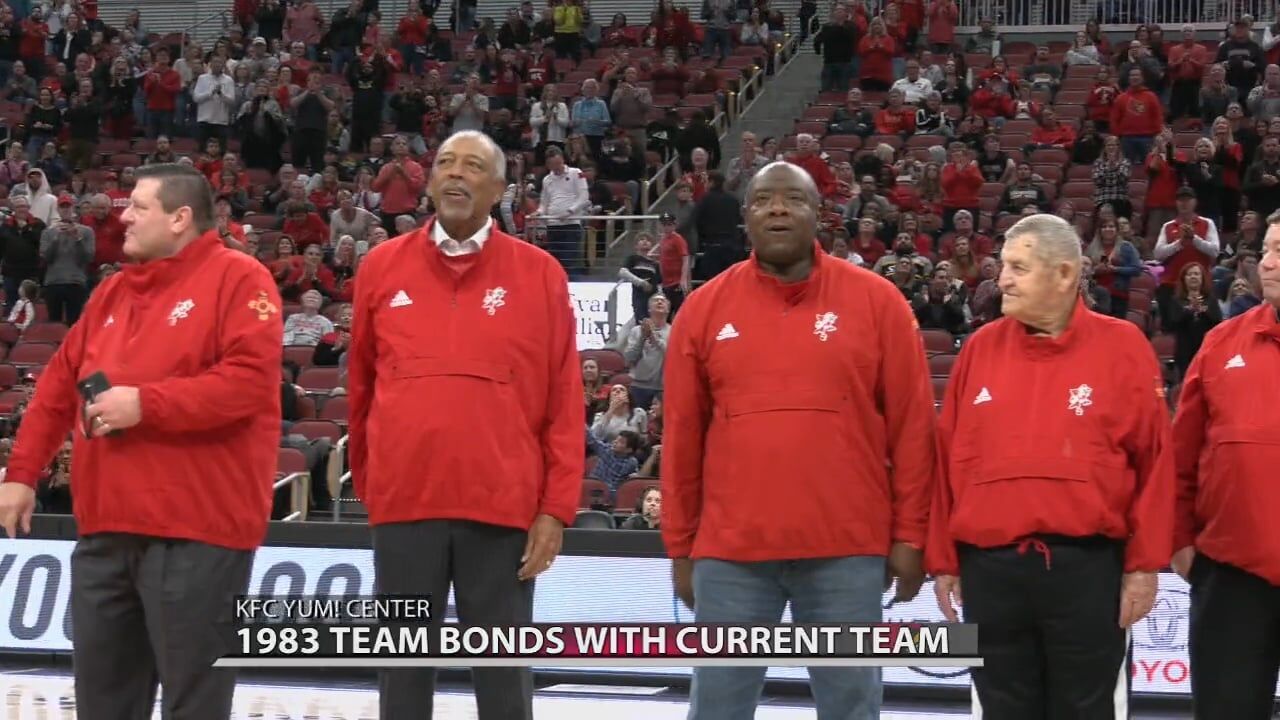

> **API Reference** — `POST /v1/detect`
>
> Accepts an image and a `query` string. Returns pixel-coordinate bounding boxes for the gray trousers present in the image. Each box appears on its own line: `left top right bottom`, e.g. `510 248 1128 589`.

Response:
70 533 253 720
373 519 535 720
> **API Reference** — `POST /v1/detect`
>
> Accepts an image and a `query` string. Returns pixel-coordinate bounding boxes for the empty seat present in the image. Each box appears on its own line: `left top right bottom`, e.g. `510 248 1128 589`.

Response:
288 419 343 442
284 345 316 368
22 322 68 344
920 329 956 354
319 395 349 422
297 367 341 393
580 479 611 509
928 354 958 377
8 342 57 366
572 510 616 529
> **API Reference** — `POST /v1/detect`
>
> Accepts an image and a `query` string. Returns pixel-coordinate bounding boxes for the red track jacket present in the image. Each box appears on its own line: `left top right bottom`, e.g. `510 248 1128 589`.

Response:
1172 303 1280 585
347 220 583 530
926 300 1174 575
3 232 283 550
661 247 937 561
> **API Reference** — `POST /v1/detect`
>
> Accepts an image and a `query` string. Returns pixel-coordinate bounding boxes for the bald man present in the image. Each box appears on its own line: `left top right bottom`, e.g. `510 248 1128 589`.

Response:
663 162 935 720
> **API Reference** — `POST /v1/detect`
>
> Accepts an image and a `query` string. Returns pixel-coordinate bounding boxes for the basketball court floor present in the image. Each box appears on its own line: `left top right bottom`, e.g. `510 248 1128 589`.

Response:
0 663 1202 719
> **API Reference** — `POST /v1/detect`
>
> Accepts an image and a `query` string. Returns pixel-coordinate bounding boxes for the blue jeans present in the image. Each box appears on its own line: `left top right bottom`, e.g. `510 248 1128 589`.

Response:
1120 135 1152 165
689 556 885 720
702 27 732 60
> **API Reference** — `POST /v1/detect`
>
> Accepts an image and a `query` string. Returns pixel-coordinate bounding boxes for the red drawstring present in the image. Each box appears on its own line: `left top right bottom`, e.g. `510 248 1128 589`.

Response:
1017 538 1052 570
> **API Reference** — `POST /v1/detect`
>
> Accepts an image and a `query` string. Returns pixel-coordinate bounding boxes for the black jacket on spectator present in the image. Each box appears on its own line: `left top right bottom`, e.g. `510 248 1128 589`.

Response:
675 120 721 169
328 6 367 50
0 21 17 63
694 187 742 245
498 20 531 49
256 2 286 41
1243 158 1280 221
25 104 63 138
0 217 46 281
65 100 102 141
600 150 644 182
313 339 345 367
389 92 429 133
814 22 857 65
1176 158 1224 222
1072 132 1104 165
51 29 90 63
1215 38 1265 98
829 106 875 137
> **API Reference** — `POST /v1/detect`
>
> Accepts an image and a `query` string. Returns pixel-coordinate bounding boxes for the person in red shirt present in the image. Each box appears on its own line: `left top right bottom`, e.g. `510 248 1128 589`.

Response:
657 212 691 316
858 17 896 91
281 243 337 301
785 133 836 197
926 0 958 52
18 9 49 62
1167 24 1207 120
969 76 1016 122
281 202 331 251
396 4 431 75
663 162 935 718
371 134 426 230
143 47 182 139
940 145 983 231
0 164 282 719
928 213 1172 718
82 193 126 269
1029 107 1076 152
348 130 580 719
1085 66 1120 132
874 88 916 135
1110 67 1164 164
1171 213 1280 718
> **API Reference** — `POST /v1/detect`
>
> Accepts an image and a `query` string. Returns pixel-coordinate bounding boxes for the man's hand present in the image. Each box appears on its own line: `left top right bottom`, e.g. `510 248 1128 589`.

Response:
1118 571 1157 628
1171 545 1195 581
517 514 564 580
672 557 694 610
0 480 35 539
885 542 925 602
86 386 142 437
934 574 962 622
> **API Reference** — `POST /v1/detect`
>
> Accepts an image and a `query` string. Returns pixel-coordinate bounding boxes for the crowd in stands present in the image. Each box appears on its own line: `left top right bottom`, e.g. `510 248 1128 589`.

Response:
1 0 1276 528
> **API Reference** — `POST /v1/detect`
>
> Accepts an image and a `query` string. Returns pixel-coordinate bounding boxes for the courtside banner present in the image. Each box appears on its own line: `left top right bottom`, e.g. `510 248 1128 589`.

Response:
0 538 1268 696
213 618 980 668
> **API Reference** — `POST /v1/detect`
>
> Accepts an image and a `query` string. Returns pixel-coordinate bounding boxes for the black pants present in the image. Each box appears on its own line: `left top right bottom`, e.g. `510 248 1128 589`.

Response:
1169 79 1201 120
1189 553 1280 719
553 32 581 63
697 237 743 281
44 282 86 325
71 533 253 720
196 122 230 150
374 520 535 720
960 536 1129 719
291 128 327 173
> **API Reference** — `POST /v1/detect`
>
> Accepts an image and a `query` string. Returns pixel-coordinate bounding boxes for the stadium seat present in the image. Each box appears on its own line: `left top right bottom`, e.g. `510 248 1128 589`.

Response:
8 342 57 366
284 345 316 368
297 367 341 393
319 395 349 422
572 510 616 529
295 395 317 419
580 348 626 375
277 447 309 475
0 358 16 386
920 329 956 355
615 477 659 514
18 322 67 345
580 479 611 509
288 419 344 442
931 376 949 406
0 322 18 346
1151 334 1175 362
928 354 957 378
608 372 633 386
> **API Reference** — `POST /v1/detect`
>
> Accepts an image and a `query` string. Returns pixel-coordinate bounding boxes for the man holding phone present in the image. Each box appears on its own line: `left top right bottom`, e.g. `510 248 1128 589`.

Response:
39 193 94 325
0 163 282 720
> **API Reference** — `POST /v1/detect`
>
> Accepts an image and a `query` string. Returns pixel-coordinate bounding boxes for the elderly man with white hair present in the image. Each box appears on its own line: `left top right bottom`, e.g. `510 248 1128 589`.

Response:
784 133 836 196
927 213 1175 719
1168 24 1209 120
282 289 334 346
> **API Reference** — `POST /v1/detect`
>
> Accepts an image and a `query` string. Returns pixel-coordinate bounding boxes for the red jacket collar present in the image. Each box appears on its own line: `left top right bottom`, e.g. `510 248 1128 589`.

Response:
119 230 222 293
1015 296 1092 357
749 240 826 302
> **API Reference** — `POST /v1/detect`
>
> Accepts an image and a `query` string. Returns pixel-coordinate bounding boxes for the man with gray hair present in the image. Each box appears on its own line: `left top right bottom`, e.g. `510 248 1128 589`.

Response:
927 213 1174 718
349 130 581 720
663 161 936 720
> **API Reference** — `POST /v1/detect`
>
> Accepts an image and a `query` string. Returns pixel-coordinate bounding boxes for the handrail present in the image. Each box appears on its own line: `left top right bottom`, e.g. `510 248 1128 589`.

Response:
178 9 231 47
327 434 349 506
273 471 310 522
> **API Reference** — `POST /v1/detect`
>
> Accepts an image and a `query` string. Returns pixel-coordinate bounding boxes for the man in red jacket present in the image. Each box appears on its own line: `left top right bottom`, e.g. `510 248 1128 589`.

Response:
1110 67 1164 164
1171 210 1280 719
927 213 1173 718
785 133 836 197
143 47 182 139
663 162 936 720
0 164 282 719
81 193 126 270
348 130 581 720
941 144 984 232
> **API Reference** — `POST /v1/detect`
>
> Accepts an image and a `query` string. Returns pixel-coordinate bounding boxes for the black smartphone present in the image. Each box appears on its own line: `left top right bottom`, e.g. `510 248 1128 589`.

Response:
77 371 113 439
